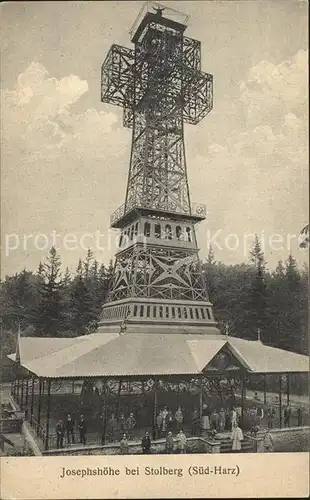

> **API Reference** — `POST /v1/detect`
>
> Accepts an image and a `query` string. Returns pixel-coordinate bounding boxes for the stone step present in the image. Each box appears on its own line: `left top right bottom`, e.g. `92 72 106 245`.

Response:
218 437 254 453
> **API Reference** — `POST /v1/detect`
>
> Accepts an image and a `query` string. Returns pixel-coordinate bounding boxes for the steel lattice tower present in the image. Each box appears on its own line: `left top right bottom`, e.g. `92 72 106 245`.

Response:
99 3 220 335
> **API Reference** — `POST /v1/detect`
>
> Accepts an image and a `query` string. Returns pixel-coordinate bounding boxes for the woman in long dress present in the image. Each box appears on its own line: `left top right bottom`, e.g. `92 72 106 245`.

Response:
231 423 244 452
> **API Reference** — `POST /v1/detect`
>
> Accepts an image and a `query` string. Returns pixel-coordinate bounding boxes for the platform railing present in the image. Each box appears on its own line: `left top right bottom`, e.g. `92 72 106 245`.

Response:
110 200 206 226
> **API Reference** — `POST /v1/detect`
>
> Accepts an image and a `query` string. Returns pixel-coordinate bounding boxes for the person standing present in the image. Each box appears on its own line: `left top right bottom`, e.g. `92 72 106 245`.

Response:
201 404 210 431
165 431 174 454
231 423 244 452
210 410 218 431
99 412 106 445
141 431 151 454
191 408 200 436
107 413 118 442
231 407 238 430
225 408 231 431
162 407 169 434
65 414 75 445
156 410 163 438
78 415 87 445
256 405 264 422
125 412 136 440
119 413 126 437
177 430 187 454
284 404 291 427
56 420 65 449
167 410 174 432
120 433 129 454
267 408 275 429
219 408 226 432
263 430 274 452
297 407 303 427
174 406 183 431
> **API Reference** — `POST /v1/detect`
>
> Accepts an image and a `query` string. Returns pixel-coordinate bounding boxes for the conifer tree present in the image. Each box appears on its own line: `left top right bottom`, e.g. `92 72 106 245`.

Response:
70 275 96 335
34 247 64 336
247 235 269 340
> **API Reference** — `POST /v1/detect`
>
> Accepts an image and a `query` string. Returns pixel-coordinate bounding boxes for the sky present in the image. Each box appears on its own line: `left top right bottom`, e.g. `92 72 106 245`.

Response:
1 0 308 277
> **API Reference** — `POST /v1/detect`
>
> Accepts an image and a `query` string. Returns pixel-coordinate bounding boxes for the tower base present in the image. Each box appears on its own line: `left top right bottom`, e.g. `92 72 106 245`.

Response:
98 298 221 335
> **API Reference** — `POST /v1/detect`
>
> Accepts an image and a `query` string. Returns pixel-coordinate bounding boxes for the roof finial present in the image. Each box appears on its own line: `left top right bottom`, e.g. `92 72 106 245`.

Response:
225 323 229 338
15 322 21 364
153 6 165 17
257 328 261 342
119 311 130 335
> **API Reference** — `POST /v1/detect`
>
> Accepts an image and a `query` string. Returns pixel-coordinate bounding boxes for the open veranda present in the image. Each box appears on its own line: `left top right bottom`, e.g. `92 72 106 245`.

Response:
10 369 308 453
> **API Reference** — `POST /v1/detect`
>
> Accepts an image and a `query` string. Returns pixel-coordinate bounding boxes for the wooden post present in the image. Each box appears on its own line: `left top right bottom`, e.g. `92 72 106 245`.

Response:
279 375 282 429
25 377 29 418
102 380 107 445
37 379 42 433
263 374 267 404
116 378 122 417
241 373 245 421
72 380 75 394
199 377 203 436
10 380 14 396
16 378 20 404
20 377 24 409
153 379 158 441
286 373 290 405
30 376 35 424
45 380 51 451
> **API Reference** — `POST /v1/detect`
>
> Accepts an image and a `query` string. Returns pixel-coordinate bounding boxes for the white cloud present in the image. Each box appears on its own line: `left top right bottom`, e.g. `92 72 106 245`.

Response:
190 50 308 266
239 49 308 128
1 62 130 274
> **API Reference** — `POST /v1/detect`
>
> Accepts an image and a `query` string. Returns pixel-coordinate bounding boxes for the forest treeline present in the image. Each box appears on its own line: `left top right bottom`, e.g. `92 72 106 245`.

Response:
0 237 308 369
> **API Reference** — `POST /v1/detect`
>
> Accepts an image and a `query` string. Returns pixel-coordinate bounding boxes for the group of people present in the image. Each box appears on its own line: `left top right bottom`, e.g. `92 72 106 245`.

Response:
156 406 200 438
55 414 86 448
53 400 306 450
283 404 304 427
119 429 188 455
201 405 240 433
106 412 137 443
253 403 304 429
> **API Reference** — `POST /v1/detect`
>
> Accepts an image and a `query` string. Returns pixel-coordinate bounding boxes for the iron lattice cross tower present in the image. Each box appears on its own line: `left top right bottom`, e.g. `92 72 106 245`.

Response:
99 3 219 335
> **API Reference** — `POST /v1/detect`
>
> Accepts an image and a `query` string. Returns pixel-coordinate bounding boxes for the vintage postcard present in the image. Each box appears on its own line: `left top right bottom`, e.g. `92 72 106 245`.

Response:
0 1 309 499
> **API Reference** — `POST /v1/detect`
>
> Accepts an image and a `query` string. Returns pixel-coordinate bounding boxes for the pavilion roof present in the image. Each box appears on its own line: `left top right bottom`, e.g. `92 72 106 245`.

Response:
8 332 309 378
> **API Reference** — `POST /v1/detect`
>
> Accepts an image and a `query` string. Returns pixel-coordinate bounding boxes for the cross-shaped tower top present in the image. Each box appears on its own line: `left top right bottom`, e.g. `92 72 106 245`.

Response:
99 4 217 335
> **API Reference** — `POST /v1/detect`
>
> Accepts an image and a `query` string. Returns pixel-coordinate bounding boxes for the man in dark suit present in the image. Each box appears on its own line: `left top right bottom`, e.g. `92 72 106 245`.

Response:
78 414 87 445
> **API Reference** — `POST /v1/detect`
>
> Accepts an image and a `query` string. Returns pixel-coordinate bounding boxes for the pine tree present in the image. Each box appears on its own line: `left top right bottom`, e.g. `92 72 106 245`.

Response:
246 236 270 340
70 276 96 335
61 267 73 333
37 262 44 277
34 247 64 336
203 245 217 306
83 249 94 281
98 259 114 304
281 254 304 353
274 260 285 278
206 245 215 265
76 259 83 278
0 270 41 331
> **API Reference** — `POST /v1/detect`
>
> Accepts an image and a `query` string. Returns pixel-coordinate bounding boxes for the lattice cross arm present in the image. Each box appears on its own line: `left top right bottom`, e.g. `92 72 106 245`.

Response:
181 37 213 125
101 44 135 126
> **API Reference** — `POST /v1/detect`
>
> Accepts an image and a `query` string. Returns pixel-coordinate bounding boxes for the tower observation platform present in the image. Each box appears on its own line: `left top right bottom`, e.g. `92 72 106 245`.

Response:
99 2 217 334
